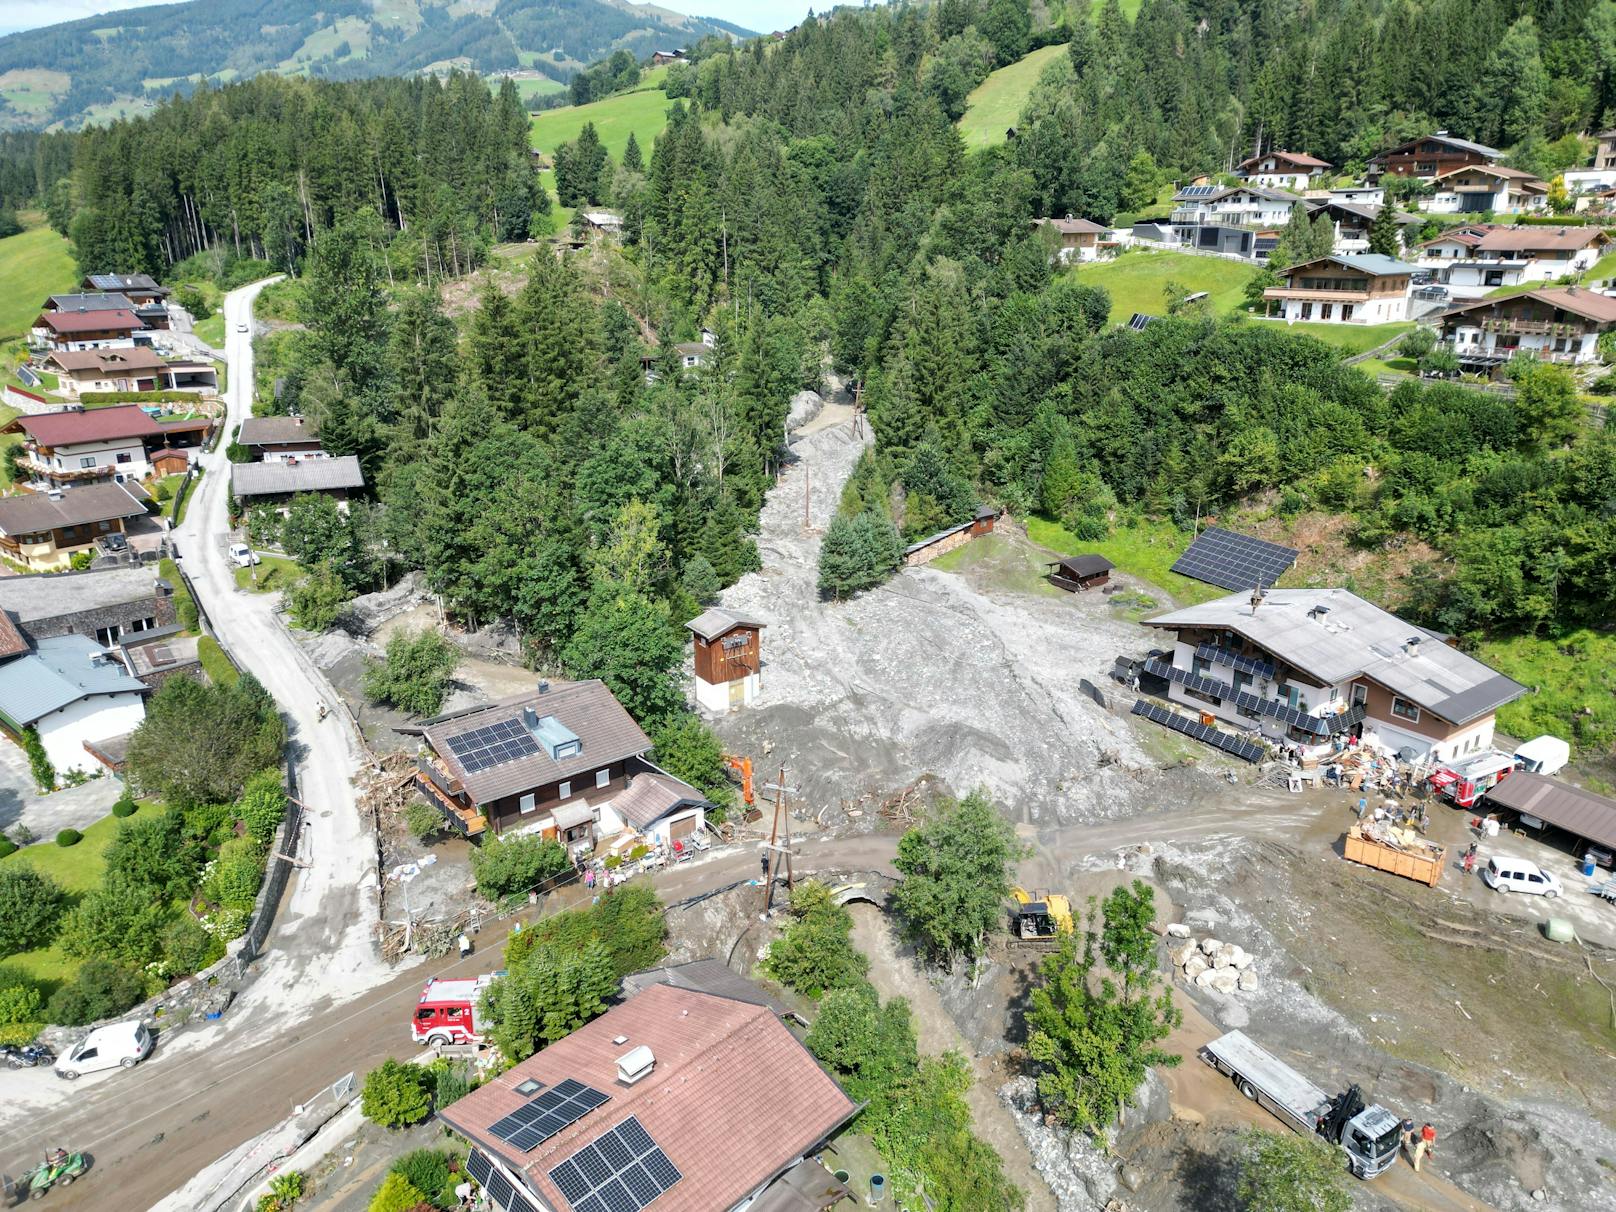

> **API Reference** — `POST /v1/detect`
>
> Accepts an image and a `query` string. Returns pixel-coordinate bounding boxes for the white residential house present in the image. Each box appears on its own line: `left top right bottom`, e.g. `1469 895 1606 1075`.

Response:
1425 165 1548 215
0 634 150 774
1237 150 1332 192
1415 226 1607 298
1564 129 1616 199
1436 286 1616 375
1261 254 1416 324
1141 589 1525 766
1329 185 1385 207
1171 184 1302 229
1034 215 1111 262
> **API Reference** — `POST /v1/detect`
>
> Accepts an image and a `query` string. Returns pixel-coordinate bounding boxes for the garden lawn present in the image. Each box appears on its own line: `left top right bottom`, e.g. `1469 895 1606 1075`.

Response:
234 554 304 592
198 635 239 685
0 802 157 990
957 43 1067 151
1479 629 1616 757
1266 319 1415 356
1025 515 1225 605
0 802 157 894
194 310 226 349
0 218 76 342
1074 252 1258 323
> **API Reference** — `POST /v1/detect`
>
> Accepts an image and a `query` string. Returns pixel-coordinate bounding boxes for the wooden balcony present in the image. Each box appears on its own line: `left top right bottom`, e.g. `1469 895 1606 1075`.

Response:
19 455 115 483
1480 318 1581 337
1263 287 1372 303
414 756 486 836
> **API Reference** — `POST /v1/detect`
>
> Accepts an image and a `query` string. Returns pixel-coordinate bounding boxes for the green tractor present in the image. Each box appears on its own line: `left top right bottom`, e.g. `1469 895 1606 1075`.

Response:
4 1149 88 1203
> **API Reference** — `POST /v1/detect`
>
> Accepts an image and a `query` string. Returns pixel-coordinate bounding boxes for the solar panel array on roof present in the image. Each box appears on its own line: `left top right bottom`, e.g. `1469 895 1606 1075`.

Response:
1127 312 1157 330
1170 527 1298 592
1131 699 1267 762
1193 643 1275 679
549 1115 682 1212
446 717 542 774
1178 184 1218 198
488 1079 611 1152
1143 658 1326 733
468 1149 543 1212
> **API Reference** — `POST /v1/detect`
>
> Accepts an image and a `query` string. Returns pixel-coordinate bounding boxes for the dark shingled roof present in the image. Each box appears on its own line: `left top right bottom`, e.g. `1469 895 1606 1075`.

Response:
230 455 365 497
237 415 320 446
1483 773 1616 851
611 770 707 829
0 483 148 536
6 404 162 446
1052 554 1113 578
684 608 766 642
423 680 653 805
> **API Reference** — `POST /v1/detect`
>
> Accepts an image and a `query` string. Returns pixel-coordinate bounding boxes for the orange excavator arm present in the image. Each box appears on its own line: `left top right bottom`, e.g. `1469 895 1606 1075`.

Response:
724 755 754 806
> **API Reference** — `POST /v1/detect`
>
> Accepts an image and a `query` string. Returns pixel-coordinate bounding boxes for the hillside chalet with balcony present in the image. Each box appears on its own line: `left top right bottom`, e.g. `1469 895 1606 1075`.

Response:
1369 132 1501 179
2 405 212 491
412 680 707 849
1143 588 1525 767
1436 286 1616 375
1262 254 1415 324
1033 215 1111 262
31 306 145 354
0 483 149 572
1237 149 1332 191
1416 226 1608 298
1426 164 1548 215
236 415 325 461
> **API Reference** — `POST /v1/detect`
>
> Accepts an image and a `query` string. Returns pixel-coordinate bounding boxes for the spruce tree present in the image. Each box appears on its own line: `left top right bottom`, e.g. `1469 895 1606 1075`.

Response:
1368 203 1401 257
622 131 644 174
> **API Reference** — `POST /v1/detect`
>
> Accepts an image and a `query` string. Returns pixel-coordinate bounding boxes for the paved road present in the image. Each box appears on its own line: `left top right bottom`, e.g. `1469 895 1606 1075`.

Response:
0 279 389 1207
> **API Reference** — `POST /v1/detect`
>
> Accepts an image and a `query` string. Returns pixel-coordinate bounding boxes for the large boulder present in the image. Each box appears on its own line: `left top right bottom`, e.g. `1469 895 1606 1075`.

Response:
1238 970 1261 993
1199 937 1223 956
786 390 824 431
1183 955 1208 982
1229 946 1253 971
1169 941 1198 968
1166 923 1193 939
1212 944 1235 970
1206 968 1241 994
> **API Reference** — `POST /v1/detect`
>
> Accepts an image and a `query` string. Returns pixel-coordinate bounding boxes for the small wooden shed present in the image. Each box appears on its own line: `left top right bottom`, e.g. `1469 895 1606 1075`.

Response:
1047 554 1113 592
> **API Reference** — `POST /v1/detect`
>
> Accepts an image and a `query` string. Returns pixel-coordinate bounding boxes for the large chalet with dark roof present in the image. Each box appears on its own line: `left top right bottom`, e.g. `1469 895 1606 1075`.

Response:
411 680 709 848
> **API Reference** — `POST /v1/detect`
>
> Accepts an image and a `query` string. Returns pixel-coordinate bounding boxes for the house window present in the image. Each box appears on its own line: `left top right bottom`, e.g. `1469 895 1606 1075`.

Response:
1351 683 1368 707
96 625 120 647
98 520 112 532
1391 697 1420 722
595 768 609 789
1278 684 1300 709
558 781 572 800
1320 304 1333 320
79 456 96 468
116 452 132 464
519 792 536 814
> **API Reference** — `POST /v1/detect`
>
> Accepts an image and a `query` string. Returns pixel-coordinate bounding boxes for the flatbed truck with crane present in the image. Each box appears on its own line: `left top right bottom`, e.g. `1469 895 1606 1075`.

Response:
1201 1030 1403 1179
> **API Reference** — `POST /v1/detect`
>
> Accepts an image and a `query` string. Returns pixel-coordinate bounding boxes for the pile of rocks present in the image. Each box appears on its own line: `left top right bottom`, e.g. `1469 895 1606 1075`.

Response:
1165 922 1259 995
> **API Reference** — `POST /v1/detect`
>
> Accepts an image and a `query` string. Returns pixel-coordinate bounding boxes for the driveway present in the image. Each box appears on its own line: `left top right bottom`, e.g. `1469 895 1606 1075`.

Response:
0 742 123 839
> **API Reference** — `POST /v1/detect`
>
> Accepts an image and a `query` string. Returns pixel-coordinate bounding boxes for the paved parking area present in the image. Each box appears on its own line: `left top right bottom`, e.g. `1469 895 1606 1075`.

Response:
0 742 124 841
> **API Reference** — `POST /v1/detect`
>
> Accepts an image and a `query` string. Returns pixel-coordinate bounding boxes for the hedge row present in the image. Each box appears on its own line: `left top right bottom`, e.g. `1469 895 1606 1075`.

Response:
79 390 214 404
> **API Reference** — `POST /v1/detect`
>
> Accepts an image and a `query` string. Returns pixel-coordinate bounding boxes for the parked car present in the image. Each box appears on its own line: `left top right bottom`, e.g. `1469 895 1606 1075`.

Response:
236 322 249 333
55 1021 153 1079
1481 856 1563 898
228 543 260 568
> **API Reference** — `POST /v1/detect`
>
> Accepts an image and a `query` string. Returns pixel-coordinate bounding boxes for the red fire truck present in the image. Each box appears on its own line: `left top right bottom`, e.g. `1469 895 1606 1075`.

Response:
411 975 498 1045
1429 751 1517 809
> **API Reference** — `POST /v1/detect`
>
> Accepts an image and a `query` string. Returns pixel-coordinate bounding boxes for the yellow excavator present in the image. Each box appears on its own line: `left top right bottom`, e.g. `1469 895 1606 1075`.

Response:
1009 887 1074 940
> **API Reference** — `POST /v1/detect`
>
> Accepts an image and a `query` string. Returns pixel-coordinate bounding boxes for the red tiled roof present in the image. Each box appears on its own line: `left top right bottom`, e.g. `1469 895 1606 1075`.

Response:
38 309 144 334
1240 149 1331 170
439 984 857 1212
0 611 27 660
6 405 163 447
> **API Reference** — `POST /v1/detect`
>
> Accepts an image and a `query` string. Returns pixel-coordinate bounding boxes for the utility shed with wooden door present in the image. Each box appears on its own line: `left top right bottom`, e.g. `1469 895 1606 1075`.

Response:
686 608 765 714
1047 554 1113 592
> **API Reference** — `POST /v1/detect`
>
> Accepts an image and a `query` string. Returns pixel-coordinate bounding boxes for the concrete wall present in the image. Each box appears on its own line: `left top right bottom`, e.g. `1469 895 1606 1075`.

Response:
696 671 759 713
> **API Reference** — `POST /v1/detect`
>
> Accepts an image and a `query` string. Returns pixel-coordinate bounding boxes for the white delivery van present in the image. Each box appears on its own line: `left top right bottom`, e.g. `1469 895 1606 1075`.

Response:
1481 856 1563 899
1513 736 1570 777
55 1020 153 1079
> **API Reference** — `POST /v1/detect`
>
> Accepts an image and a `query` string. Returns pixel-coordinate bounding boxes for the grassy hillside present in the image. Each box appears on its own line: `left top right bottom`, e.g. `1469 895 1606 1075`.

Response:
530 77 673 163
0 216 76 342
1073 251 1258 323
957 43 1066 151
0 0 743 130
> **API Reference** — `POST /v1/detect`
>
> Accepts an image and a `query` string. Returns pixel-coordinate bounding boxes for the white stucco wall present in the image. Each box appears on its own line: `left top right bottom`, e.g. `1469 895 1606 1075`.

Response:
35 693 147 773
695 672 759 713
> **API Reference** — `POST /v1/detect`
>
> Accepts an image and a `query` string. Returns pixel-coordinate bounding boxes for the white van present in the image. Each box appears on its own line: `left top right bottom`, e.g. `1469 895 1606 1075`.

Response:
228 543 260 568
55 1020 153 1080
1512 736 1570 777
1482 856 1563 899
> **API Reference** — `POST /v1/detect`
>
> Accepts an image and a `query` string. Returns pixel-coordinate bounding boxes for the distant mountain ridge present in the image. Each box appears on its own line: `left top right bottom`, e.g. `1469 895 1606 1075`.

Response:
0 0 750 129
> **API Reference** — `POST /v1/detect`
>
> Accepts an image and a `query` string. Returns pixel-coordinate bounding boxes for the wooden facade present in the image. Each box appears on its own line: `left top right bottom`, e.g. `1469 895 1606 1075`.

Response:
1373 136 1495 179
693 625 760 685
